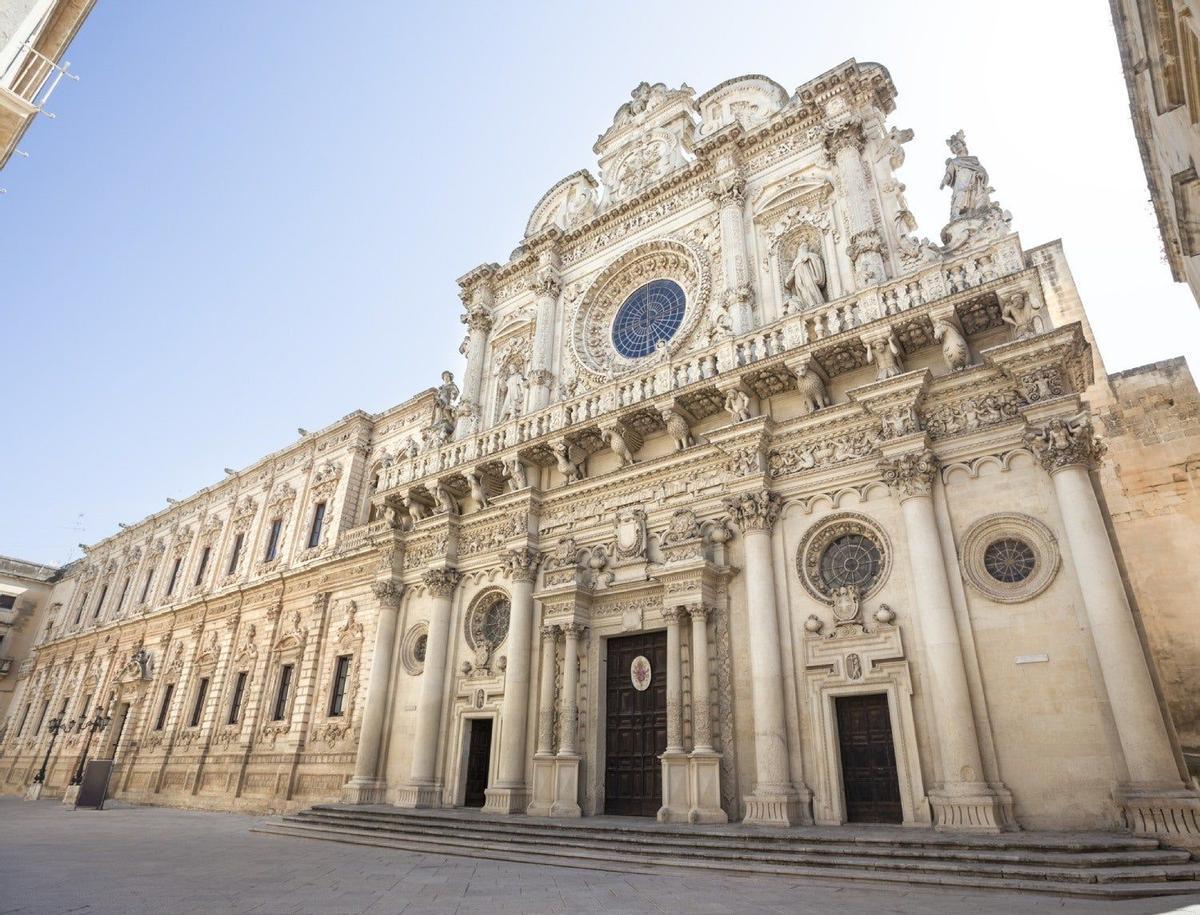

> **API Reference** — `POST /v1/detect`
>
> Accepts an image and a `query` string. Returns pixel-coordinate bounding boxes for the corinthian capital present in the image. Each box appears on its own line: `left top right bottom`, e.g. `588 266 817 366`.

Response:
708 171 746 208
371 579 405 610
502 547 543 582
528 273 562 299
879 449 939 501
824 120 866 157
421 567 462 598
723 490 783 533
1024 413 1106 474
462 304 493 333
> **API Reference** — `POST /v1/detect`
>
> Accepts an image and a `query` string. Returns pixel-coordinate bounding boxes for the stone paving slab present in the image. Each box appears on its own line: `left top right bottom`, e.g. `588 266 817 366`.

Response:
2 797 1200 914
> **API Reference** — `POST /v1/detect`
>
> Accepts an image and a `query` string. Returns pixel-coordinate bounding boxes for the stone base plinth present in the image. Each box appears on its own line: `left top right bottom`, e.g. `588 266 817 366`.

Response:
24 781 44 801
1117 785 1200 848
743 788 808 827
341 776 388 806
656 752 690 822
527 754 580 817
394 782 443 809
929 783 1017 833
61 784 80 806
482 784 529 814
688 751 728 824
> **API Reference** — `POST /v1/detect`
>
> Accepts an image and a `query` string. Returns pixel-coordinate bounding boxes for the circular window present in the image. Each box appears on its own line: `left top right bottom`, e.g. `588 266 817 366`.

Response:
611 279 686 359
819 534 882 592
400 623 429 676
796 513 892 604
413 634 427 663
983 538 1036 584
960 514 1060 603
465 592 511 652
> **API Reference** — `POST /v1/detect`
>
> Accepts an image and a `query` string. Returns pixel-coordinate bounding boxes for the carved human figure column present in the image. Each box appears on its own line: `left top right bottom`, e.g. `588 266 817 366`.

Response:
824 120 886 288
398 567 461 808
535 624 558 756
528 252 561 411
341 581 404 804
1025 416 1200 837
724 490 806 826
486 548 542 814
455 287 493 438
558 623 584 756
879 448 1012 831
710 170 755 334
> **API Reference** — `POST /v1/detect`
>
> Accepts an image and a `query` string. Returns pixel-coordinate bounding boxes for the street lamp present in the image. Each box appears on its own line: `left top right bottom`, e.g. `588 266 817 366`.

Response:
70 711 112 786
31 716 64 785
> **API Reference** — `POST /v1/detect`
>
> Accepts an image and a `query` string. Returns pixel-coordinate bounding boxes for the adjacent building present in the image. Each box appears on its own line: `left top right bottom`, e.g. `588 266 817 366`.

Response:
0 555 62 729
2 61 1198 845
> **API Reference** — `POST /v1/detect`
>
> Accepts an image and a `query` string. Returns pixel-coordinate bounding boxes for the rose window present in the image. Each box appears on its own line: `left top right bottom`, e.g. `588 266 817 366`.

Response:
469 596 511 648
983 538 1036 583
413 634 427 663
610 279 686 359
819 534 882 592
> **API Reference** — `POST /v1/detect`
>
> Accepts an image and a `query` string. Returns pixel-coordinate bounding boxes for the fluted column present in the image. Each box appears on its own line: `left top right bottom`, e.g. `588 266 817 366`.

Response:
710 172 754 334
528 252 561 411
824 121 885 288
689 606 714 753
486 549 542 813
1026 416 1200 838
663 607 685 754
455 294 493 439
535 625 559 756
880 448 1010 831
724 490 804 826
558 623 584 756
342 581 403 804
398 567 461 808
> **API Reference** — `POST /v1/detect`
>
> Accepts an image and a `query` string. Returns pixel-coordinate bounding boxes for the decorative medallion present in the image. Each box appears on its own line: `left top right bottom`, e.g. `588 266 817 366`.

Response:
631 655 652 691
796 512 892 604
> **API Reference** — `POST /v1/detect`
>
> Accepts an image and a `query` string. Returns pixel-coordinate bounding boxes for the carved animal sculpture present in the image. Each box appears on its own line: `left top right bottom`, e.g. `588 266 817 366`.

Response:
933 319 970 371
794 362 832 414
402 494 430 521
554 441 587 482
434 484 458 516
467 471 489 509
661 409 693 450
503 457 527 491
603 427 636 465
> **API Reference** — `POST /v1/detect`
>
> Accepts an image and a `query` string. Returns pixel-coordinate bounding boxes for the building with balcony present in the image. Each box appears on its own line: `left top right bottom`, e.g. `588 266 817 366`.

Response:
0 555 63 731
2 62 1198 845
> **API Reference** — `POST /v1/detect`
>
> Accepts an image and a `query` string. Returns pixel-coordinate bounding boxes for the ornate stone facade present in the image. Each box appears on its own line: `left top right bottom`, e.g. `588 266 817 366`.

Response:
4 61 1199 845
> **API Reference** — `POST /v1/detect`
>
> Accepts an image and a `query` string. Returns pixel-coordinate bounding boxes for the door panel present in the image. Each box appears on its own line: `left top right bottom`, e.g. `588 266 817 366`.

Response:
836 693 902 824
604 630 667 817
463 718 492 808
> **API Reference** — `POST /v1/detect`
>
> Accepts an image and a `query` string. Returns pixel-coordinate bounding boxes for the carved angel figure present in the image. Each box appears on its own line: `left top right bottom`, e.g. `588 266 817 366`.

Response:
933 319 970 371
940 131 993 220
784 240 827 311
723 388 753 424
865 335 905 381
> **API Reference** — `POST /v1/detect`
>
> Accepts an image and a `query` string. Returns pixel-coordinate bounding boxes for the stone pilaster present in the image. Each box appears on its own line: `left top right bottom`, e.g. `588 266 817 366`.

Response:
709 171 754 334
455 286 493 439
824 120 885 288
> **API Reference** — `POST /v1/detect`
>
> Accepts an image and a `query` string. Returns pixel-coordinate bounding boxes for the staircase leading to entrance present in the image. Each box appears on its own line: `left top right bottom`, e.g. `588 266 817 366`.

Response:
253 805 1200 899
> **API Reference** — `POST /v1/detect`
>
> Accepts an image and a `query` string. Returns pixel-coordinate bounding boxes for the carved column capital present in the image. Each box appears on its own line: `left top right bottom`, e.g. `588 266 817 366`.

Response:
528 274 562 299
561 622 587 639
421 567 462 598
540 624 560 641
1024 414 1106 474
687 604 712 622
723 490 783 533
708 171 746 208
501 547 543 582
879 449 939 501
371 580 404 610
462 305 493 333
824 120 866 157
662 606 687 624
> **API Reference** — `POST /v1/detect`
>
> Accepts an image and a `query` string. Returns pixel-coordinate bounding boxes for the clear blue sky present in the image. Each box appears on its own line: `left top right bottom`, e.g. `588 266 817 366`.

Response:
3 1 1197 566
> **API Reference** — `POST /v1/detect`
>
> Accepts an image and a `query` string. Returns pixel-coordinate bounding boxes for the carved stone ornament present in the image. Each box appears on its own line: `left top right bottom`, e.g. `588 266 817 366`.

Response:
959 513 1061 604
615 507 648 560
795 511 893 604
422 568 462 598
1023 412 1106 474
723 490 782 533
879 449 939 501
400 622 429 676
501 547 542 582
371 580 404 610
630 654 652 691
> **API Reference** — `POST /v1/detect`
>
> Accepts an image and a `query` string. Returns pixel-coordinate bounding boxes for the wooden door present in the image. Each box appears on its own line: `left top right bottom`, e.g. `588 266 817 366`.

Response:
604 630 667 816
463 718 492 807
836 693 902 824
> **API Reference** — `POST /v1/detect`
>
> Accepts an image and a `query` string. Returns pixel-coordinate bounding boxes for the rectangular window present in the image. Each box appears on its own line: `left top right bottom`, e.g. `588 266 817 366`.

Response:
93 584 109 619
307 502 326 549
228 533 244 575
194 546 211 586
140 569 154 604
35 700 50 735
1183 15 1200 123
79 693 93 721
328 655 351 717
155 684 175 731
189 677 210 727
117 577 130 612
264 518 283 562
74 593 89 626
16 703 31 736
166 557 182 596
227 671 248 724
0 594 14 611
272 664 294 721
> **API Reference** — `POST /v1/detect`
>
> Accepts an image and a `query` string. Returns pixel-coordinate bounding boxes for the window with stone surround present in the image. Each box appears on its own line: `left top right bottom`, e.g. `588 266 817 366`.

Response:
188 677 210 728
327 655 351 717
307 502 326 549
154 684 174 731
227 670 248 725
271 663 294 721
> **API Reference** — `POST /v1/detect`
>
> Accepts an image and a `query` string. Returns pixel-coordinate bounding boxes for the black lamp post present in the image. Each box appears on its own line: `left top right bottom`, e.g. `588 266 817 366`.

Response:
70 711 112 786
31 716 65 784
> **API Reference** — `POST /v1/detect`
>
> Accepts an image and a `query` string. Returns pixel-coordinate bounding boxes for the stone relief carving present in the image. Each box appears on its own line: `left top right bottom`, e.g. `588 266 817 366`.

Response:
1024 413 1106 473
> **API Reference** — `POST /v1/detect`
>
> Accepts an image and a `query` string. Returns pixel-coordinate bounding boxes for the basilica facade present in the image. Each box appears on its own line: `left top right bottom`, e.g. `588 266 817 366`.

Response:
4 60 1199 844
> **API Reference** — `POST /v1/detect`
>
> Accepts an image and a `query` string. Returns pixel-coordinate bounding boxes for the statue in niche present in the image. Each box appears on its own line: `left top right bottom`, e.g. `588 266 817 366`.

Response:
431 371 460 431
497 366 526 421
940 131 994 221
783 239 827 311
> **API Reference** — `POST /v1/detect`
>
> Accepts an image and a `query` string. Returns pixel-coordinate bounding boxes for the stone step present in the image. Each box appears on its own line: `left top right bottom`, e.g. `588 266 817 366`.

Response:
253 820 1200 900
293 808 1193 869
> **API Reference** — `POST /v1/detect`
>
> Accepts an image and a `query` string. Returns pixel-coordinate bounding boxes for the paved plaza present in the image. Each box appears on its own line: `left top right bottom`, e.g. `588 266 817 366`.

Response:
0 798 1198 914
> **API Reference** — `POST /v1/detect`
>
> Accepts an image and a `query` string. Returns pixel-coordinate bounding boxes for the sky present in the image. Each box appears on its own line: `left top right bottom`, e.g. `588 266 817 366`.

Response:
3 0 1198 567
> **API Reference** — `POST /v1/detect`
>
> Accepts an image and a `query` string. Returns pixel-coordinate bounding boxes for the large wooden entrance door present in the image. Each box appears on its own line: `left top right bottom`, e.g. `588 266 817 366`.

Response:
836 693 902 824
463 718 492 807
604 630 667 816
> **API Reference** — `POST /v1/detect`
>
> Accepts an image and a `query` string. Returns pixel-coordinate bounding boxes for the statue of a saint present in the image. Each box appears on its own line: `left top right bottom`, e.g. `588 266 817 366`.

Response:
431 371 459 429
498 366 526 421
784 240 827 311
940 131 993 220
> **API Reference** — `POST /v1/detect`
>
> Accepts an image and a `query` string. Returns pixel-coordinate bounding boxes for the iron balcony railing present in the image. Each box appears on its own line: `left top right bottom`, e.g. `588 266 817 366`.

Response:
1 39 79 117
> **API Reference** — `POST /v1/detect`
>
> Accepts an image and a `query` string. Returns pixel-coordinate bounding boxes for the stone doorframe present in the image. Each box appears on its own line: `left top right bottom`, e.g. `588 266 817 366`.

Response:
803 623 931 827
448 708 499 809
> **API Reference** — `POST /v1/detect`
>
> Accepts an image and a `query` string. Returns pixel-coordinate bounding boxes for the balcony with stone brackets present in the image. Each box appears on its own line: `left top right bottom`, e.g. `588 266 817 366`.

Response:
372 234 1040 513
0 37 80 167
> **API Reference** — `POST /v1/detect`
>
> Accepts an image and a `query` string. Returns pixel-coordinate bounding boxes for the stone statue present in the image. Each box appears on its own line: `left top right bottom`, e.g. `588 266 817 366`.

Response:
434 482 458 516
432 371 460 430
784 239 827 311
933 319 970 371
865 334 905 381
660 408 694 451
795 361 831 414
1001 291 1046 341
467 471 489 509
940 131 993 220
603 426 636 466
723 388 753 424
502 457 528 491
497 366 526 421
